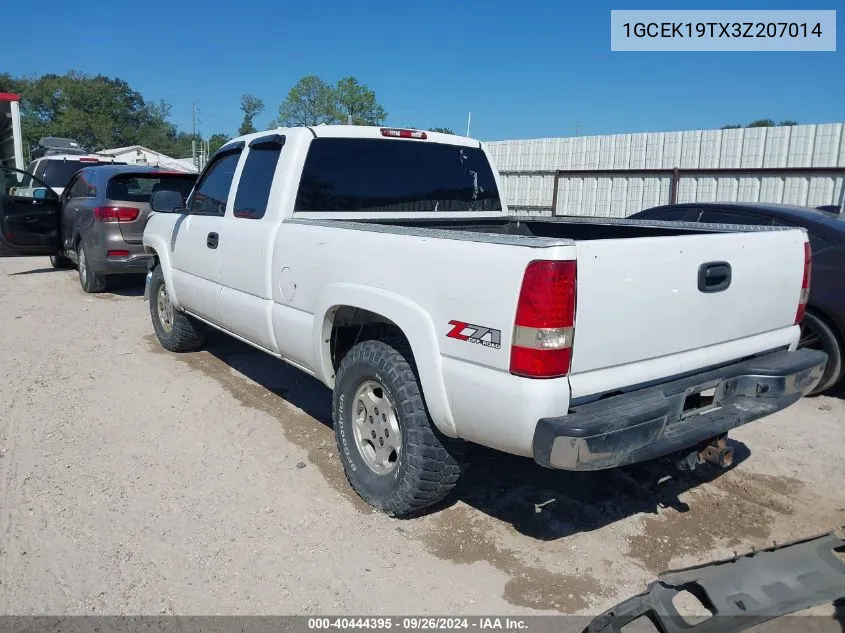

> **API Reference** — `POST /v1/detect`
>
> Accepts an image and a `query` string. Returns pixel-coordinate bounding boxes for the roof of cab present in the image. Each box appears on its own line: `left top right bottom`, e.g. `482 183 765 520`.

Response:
223 125 482 151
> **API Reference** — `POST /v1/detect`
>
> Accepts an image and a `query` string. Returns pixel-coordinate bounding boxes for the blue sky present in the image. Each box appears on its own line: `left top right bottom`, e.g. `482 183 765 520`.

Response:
5 0 843 141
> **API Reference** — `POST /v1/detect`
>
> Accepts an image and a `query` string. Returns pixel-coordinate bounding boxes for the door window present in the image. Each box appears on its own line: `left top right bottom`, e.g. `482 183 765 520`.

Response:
1 166 56 199
187 150 242 216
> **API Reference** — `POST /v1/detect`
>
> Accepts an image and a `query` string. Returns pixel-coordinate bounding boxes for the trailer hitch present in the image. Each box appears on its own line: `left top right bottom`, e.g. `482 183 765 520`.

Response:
674 434 734 471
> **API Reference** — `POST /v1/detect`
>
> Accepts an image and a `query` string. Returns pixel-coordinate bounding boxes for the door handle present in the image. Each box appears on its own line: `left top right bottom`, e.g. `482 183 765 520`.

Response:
207 232 219 249
698 261 732 293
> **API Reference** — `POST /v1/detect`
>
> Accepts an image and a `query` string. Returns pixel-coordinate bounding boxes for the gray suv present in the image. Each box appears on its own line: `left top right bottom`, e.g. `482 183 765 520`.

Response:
51 165 197 292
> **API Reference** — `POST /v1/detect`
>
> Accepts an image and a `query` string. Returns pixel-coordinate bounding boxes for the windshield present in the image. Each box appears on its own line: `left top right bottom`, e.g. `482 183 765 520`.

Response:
41 160 106 188
295 138 502 212
106 173 196 203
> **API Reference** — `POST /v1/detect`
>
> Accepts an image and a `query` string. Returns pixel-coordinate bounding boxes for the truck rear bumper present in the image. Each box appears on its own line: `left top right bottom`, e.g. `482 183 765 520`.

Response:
532 348 827 471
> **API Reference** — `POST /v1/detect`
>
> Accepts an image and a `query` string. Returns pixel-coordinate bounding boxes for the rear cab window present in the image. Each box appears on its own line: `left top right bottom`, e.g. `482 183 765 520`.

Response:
294 138 502 212
106 173 196 204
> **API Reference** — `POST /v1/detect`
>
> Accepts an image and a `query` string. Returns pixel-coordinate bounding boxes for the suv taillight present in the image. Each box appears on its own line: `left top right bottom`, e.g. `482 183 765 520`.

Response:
93 206 139 222
795 241 812 324
509 260 577 379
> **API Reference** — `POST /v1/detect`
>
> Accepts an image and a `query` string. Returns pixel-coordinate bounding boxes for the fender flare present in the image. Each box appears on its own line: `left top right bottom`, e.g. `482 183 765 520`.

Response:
143 235 183 311
314 283 457 438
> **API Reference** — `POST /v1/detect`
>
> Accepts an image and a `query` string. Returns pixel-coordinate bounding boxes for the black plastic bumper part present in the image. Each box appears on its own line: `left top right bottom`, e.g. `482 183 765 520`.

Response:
533 348 828 471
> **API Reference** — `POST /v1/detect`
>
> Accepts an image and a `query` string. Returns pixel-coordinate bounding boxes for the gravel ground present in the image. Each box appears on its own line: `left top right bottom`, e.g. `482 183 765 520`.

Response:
1 257 843 619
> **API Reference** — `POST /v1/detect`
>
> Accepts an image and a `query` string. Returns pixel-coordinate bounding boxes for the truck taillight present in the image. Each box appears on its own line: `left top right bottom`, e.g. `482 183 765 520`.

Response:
795 241 812 324
509 260 576 379
380 128 427 139
93 206 139 222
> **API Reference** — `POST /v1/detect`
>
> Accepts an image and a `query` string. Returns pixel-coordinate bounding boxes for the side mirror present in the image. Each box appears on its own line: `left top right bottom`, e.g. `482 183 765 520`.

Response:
32 187 49 200
150 189 184 213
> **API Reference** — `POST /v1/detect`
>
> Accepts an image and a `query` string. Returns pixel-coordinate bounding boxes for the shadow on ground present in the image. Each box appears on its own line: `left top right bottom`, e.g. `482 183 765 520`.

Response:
8 267 60 276
104 274 146 297
196 334 749 540
826 383 845 401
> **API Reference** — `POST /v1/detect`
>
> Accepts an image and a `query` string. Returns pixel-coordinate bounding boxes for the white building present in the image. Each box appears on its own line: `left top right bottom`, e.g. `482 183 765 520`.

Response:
96 145 198 173
485 123 845 216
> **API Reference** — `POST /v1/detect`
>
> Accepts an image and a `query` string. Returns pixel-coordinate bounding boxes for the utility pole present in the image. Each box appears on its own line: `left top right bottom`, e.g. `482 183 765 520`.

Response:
574 122 581 137
192 101 197 167
191 101 203 168
466 112 472 137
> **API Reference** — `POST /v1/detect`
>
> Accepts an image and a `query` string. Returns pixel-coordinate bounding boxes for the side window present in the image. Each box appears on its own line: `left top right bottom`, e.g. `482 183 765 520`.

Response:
698 210 772 226
233 136 284 219
188 150 241 216
69 174 95 199
31 160 45 180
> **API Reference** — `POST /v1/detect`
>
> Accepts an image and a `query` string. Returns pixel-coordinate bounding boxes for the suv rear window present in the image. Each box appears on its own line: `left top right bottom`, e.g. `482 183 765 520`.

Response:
106 173 197 203
41 160 107 188
295 138 502 212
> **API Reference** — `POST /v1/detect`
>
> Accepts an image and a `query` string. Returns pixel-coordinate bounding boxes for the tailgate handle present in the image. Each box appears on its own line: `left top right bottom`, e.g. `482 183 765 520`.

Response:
698 261 732 293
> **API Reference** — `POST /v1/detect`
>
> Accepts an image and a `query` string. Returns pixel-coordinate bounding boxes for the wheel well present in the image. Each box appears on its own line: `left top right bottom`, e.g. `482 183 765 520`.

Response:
146 248 159 270
806 306 844 348
329 306 411 371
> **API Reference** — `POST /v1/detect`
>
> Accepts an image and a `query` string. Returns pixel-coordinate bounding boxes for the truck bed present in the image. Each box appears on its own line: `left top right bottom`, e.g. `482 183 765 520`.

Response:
382 214 788 239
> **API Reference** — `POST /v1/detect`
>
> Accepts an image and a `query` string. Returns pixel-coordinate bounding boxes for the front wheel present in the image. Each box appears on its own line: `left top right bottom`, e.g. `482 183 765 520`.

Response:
49 253 73 269
148 265 206 352
800 312 843 395
333 339 464 517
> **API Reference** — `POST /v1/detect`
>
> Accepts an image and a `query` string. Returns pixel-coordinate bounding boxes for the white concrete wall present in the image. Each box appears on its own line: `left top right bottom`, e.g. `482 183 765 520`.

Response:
485 123 845 216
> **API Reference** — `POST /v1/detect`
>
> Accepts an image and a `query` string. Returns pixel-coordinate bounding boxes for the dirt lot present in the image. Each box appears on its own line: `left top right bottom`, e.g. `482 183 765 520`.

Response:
1 257 844 617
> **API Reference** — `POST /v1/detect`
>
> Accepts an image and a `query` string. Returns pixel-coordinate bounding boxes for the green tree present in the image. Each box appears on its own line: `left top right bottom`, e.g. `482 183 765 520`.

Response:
720 124 743 129
747 119 775 128
273 75 335 126
429 127 455 134
238 94 264 135
779 120 799 126
333 76 387 125
5 71 184 155
208 133 230 154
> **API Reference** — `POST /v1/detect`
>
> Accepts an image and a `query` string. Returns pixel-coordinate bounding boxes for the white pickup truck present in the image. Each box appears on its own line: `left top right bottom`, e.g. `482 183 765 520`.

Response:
0 125 825 517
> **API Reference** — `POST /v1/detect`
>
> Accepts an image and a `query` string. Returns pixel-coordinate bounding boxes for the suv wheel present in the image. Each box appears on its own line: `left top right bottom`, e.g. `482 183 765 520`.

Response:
77 242 106 293
49 254 73 269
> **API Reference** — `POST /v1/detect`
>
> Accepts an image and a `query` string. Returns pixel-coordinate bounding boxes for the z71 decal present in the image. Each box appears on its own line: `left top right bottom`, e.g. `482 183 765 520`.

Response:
446 320 502 349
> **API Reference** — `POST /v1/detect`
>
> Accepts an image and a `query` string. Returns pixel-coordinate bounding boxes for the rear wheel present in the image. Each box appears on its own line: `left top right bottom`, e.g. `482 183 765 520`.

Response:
800 311 843 395
333 339 464 517
77 242 106 293
148 265 205 352
49 253 73 269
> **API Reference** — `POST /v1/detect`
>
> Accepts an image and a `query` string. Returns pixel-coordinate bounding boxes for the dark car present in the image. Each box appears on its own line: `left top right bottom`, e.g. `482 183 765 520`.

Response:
629 202 845 394
49 165 197 292
29 136 89 160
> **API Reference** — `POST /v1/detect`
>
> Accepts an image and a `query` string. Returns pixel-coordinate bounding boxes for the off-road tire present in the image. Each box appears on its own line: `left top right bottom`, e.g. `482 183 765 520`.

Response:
333 338 464 517
49 253 73 269
802 311 843 395
148 265 206 352
77 242 106 293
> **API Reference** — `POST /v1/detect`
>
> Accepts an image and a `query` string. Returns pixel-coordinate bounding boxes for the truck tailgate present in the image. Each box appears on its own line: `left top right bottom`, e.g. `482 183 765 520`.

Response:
569 228 807 384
